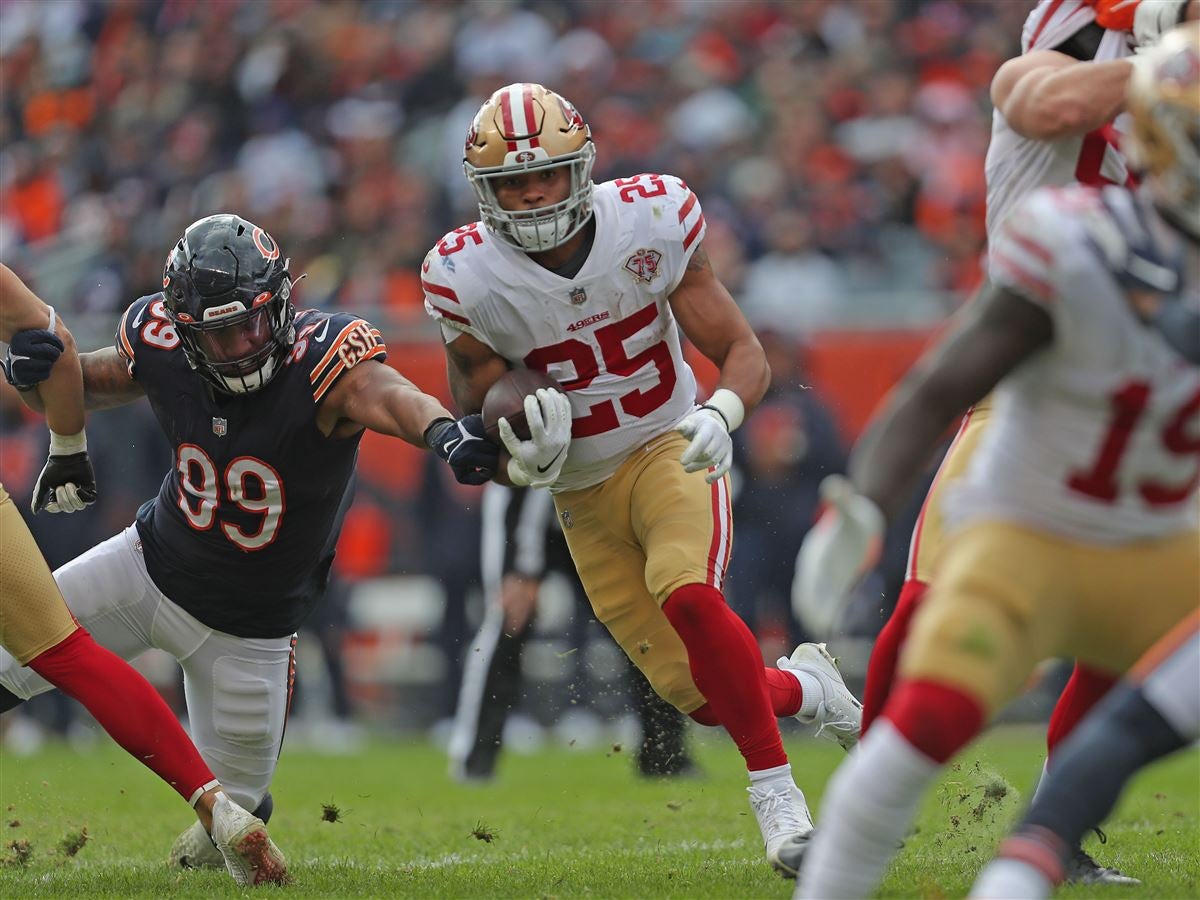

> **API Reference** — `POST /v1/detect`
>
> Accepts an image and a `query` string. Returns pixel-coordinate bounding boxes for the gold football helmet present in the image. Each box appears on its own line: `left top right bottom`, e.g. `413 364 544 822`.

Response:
463 83 596 253
1126 21 1200 238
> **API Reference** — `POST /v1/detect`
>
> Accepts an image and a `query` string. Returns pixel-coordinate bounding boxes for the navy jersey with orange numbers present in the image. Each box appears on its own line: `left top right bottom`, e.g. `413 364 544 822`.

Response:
114 294 386 637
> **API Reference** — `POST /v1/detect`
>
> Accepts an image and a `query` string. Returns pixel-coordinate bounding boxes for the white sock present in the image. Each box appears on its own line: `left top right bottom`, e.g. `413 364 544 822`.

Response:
795 721 939 899
749 762 793 792
970 858 1053 900
790 670 824 719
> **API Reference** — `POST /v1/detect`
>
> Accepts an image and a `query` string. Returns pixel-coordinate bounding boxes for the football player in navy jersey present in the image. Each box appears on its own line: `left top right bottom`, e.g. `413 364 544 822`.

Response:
0 214 498 869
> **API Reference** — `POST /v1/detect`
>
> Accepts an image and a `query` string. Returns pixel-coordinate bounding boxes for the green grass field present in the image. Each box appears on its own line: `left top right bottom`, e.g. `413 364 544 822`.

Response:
0 727 1196 898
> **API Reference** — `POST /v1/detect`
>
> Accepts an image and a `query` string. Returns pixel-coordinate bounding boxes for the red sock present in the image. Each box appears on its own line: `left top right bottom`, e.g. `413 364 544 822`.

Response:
1046 662 1117 755
862 579 928 735
663 583 787 772
884 678 985 764
28 628 216 803
692 669 802 722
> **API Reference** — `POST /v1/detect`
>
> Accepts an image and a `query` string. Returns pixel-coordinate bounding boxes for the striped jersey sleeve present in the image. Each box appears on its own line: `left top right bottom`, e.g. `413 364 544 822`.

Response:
304 313 387 404
988 188 1070 308
659 174 707 292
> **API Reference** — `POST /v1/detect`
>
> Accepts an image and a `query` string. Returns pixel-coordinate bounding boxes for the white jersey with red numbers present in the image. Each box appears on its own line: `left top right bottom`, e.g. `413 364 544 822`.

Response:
984 0 1135 247
947 184 1200 543
422 174 705 492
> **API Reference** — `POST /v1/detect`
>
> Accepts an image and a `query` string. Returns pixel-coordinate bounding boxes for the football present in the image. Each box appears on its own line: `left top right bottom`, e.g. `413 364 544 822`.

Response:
482 368 562 442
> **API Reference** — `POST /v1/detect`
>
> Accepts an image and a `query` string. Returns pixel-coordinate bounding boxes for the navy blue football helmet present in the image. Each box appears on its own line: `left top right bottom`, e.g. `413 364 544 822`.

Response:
162 214 296 394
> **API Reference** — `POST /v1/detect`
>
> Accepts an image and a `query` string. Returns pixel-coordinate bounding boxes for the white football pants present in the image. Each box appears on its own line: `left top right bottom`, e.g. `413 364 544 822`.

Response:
0 525 295 811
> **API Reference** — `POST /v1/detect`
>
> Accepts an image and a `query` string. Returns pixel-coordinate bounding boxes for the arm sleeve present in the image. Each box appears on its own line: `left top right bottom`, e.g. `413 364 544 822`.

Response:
987 189 1071 313
114 297 157 380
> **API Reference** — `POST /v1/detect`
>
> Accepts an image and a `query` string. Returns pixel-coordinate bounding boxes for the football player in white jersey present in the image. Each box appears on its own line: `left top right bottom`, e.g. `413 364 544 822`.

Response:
799 1 1195 881
792 24 1200 899
422 83 863 877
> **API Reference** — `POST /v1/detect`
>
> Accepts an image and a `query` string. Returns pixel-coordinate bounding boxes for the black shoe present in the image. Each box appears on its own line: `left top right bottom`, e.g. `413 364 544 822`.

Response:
1064 831 1140 886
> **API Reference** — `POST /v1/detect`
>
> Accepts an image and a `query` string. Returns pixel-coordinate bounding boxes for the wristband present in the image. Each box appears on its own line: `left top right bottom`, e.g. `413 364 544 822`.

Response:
49 429 87 455
701 388 745 432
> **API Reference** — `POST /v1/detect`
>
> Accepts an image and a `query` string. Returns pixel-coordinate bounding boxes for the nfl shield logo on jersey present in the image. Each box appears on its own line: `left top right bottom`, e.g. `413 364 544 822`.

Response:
624 248 662 284
569 286 587 305
212 417 227 437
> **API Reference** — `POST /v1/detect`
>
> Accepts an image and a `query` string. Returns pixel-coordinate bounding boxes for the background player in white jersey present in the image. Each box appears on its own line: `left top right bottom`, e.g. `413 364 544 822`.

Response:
793 25 1200 899
422 83 863 877
800 2 1196 881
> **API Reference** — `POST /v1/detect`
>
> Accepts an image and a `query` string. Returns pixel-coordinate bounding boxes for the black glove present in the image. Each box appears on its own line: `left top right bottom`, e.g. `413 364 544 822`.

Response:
32 451 97 514
425 415 500 485
3 328 65 390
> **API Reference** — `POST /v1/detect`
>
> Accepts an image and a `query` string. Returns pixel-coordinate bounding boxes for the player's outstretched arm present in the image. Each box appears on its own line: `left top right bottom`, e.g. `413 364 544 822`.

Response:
669 245 769 482
319 359 500 484
851 284 1053 519
991 49 1132 141
317 359 453 443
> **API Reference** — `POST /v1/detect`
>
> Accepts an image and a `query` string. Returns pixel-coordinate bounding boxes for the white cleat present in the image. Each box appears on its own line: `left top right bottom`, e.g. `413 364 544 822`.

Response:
210 792 289 886
779 642 863 751
168 819 224 870
748 782 815 879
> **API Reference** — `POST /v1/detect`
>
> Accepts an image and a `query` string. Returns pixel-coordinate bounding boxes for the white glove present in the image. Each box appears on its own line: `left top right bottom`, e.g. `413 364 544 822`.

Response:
1131 0 1190 48
498 388 573 489
792 474 885 638
677 408 733 483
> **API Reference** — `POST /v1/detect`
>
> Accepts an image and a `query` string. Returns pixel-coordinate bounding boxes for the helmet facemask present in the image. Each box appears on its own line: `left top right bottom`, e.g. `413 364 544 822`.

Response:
465 143 596 253
175 277 297 395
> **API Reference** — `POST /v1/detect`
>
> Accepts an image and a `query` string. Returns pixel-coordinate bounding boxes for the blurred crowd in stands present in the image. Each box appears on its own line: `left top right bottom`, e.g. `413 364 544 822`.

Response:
0 0 1020 735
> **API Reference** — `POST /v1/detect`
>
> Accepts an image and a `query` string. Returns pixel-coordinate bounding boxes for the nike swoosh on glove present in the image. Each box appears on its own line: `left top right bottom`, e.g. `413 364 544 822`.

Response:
792 474 885 638
33 451 98 514
425 414 500 485
676 408 732 483
499 388 572 489
3 328 64 389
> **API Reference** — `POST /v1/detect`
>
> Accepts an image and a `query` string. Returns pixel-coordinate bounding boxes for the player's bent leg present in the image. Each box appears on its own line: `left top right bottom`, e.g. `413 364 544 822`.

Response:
776 643 863 750
1 526 161 703
0 485 76 666
28 628 218 803
861 578 928 735
1046 662 1118 754
167 615 295 870
971 633 1196 900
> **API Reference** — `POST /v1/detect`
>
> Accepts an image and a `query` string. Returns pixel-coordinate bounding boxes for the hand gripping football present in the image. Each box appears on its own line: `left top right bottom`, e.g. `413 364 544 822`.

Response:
482 369 563 442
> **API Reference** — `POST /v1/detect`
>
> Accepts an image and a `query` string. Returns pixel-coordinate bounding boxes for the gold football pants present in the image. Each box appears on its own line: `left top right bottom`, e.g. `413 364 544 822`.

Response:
0 483 76 665
553 432 732 713
901 519 1200 715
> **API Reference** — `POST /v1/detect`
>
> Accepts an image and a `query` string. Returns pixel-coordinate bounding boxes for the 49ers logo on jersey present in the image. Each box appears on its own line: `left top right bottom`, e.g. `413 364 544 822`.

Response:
624 248 662 284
